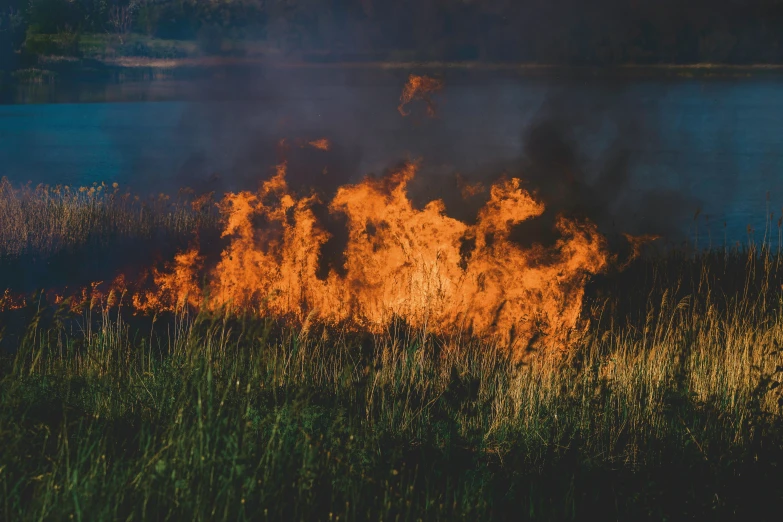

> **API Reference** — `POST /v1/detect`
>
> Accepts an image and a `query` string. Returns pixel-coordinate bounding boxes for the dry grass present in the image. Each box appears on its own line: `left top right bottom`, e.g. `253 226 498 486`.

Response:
0 177 216 260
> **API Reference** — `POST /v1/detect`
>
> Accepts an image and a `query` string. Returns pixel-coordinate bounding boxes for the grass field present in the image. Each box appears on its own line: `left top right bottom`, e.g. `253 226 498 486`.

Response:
2 179 783 520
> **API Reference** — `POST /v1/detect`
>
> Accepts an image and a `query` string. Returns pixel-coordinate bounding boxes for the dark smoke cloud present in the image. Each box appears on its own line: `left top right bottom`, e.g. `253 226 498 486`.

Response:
401 76 703 249
508 83 701 248
107 68 709 256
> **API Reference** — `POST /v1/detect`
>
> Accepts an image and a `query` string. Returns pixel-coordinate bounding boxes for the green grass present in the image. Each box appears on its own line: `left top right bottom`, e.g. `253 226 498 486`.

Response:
2 182 783 519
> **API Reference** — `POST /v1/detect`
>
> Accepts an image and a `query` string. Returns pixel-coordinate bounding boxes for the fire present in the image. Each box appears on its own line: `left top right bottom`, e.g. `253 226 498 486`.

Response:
278 137 332 152
143 162 608 353
0 66 615 355
58 275 129 313
0 161 610 354
308 139 331 151
398 74 444 117
133 249 204 312
190 191 215 213
456 173 486 199
201 162 330 316
621 233 661 268
0 289 25 311
0 276 130 314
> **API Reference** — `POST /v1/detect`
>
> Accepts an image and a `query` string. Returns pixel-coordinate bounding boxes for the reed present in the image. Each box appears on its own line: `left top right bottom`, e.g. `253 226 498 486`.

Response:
0 177 216 260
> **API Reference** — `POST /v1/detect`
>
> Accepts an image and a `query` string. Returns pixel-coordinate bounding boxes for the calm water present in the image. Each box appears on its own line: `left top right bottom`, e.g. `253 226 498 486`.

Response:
2 70 783 244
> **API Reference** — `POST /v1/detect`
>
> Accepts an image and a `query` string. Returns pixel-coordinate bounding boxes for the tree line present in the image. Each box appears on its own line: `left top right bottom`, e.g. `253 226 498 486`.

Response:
4 0 783 68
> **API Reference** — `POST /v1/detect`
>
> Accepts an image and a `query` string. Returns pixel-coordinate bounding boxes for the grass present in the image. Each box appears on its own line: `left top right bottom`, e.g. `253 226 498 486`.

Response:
2 182 783 519
9 67 58 84
0 178 216 260
0 178 219 304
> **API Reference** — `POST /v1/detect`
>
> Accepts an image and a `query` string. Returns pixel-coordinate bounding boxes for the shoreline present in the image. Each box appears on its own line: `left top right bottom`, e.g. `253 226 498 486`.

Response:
7 55 783 82
74 57 783 76
91 55 783 71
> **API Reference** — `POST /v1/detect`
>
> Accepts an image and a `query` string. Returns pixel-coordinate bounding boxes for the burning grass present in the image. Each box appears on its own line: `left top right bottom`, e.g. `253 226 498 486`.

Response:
0 177 219 301
1 163 609 353
2 257 783 519
132 162 607 352
2 174 783 518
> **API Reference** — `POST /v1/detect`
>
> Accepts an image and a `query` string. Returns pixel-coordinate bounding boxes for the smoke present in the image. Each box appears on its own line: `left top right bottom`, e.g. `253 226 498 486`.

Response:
508 82 701 249
401 75 702 251
105 67 708 259
112 66 394 197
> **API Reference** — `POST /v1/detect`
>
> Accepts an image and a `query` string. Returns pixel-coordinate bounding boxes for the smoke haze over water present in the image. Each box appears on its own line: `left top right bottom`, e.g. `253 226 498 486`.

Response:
3 69 783 245
136 68 704 247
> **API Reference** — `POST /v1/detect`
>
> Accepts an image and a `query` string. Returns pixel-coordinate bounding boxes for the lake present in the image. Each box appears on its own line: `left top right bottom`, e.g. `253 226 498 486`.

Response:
1 67 782 245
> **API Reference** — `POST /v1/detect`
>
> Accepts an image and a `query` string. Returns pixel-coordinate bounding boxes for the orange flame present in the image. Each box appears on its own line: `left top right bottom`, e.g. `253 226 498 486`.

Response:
308 138 331 151
144 162 608 353
0 289 25 311
133 249 204 313
456 174 486 199
621 233 661 268
0 275 132 314
398 74 444 117
190 191 215 213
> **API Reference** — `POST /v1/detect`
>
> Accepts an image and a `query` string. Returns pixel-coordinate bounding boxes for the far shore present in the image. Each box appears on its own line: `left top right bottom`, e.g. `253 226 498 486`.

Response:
85 56 783 72
7 55 783 88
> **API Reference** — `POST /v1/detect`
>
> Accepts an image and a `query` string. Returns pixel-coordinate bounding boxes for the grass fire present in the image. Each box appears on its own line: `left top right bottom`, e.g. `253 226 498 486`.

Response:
131 160 607 353
3 71 783 520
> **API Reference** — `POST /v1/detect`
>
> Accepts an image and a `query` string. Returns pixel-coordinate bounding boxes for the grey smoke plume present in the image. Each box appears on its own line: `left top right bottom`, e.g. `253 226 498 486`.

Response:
110 68 706 251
